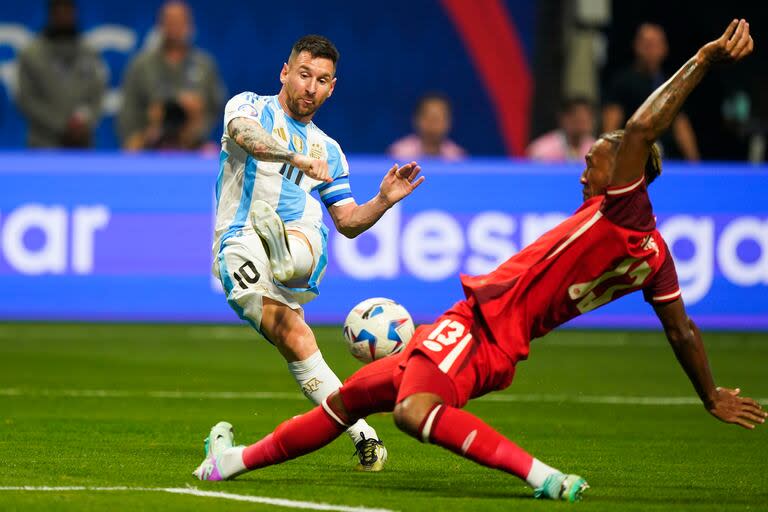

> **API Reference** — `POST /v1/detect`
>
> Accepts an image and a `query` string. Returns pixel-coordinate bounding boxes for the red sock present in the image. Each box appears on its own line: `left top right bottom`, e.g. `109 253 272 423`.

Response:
242 405 346 469
424 405 533 480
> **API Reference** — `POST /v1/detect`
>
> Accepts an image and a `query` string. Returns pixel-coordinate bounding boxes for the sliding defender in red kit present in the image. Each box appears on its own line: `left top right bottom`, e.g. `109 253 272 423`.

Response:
194 20 765 502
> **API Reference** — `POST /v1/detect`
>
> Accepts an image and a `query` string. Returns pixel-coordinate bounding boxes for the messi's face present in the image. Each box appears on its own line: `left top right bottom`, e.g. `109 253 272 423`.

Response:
280 51 336 122
580 138 615 201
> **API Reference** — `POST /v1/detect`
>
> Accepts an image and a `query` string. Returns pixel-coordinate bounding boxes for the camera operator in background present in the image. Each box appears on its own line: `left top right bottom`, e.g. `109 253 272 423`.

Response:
118 0 224 151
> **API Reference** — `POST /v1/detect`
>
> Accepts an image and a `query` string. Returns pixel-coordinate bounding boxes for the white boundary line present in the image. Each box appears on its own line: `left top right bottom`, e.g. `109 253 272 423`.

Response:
0 486 396 512
481 394 706 405
1 388 765 406
0 388 301 400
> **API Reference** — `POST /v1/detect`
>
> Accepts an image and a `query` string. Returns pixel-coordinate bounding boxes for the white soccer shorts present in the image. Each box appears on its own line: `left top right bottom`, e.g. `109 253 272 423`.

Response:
213 223 324 333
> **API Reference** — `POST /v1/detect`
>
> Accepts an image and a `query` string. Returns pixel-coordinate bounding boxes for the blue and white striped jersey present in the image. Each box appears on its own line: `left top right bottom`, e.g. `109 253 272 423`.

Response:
213 92 354 253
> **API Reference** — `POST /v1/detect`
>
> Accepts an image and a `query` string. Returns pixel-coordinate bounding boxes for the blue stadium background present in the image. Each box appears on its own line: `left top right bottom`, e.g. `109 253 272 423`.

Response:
0 1 767 331
0 0 536 154
1 154 767 330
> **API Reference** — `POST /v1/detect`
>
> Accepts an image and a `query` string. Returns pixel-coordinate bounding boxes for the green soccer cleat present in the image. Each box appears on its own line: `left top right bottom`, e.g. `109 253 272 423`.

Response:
353 434 388 472
533 473 589 502
204 421 235 458
193 421 236 482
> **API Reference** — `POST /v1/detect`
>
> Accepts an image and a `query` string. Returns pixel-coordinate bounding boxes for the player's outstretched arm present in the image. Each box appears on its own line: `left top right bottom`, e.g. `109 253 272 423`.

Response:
328 162 424 238
227 117 331 182
653 299 766 429
612 19 754 188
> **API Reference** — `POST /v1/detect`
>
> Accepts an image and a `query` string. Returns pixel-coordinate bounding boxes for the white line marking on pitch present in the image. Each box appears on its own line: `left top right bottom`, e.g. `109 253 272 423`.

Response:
1 388 765 406
481 394 706 405
0 388 300 400
0 486 396 512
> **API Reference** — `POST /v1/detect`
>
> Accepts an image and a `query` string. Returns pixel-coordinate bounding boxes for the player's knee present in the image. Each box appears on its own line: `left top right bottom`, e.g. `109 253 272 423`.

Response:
287 233 314 279
393 393 442 438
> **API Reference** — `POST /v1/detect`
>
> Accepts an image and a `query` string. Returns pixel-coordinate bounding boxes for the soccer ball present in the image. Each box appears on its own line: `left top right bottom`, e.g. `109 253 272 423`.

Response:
343 297 415 364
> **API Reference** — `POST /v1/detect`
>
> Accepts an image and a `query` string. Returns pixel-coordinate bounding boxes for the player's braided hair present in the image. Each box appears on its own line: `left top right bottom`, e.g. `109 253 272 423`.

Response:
599 130 663 185
290 35 340 67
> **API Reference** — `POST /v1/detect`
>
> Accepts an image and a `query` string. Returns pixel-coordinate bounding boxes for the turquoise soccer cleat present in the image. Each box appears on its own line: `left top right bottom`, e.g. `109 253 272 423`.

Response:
533 473 589 502
193 455 224 481
204 421 235 457
193 421 236 481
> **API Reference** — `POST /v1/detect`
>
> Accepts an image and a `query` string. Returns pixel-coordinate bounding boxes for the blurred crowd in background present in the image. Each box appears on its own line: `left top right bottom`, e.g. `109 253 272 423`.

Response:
4 0 767 162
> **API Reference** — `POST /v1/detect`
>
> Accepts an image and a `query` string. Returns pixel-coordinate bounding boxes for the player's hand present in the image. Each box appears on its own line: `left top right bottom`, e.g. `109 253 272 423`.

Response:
699 19 754 65
291 153 332 183
378 161 425 206
707 386 766 429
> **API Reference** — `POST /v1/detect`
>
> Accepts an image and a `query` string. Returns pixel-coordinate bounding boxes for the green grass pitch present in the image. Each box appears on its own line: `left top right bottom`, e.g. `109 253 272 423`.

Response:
1 323 766 511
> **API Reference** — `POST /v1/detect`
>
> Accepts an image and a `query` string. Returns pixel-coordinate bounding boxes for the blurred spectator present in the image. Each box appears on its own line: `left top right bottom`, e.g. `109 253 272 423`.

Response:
388 93 466 160
16 0 107 148
603 23 700 161
117 0 224 151
527 97 596 162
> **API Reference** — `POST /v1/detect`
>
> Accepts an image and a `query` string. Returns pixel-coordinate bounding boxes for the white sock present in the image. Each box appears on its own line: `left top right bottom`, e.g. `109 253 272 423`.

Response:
217 446 246 479
526 458 561 489
287 351 380 444
288 234 314 280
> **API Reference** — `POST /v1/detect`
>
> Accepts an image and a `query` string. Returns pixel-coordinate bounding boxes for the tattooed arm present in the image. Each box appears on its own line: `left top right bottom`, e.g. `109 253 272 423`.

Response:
228 117 293 163
612 19 753 187
227 117 331 182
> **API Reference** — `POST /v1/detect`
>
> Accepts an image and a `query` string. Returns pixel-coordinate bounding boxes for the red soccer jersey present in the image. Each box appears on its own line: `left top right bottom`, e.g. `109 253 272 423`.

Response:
460 175 681 363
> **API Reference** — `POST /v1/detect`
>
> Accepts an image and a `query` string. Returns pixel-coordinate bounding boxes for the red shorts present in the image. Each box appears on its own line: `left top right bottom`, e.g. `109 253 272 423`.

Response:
394 300 517 408
339 300 517 418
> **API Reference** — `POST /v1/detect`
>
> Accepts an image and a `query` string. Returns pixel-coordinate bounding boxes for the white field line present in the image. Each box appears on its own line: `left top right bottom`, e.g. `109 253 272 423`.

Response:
0 486 396 512
540 338 630 346
1 387 765 406
481 394 704 405
0 388 301 400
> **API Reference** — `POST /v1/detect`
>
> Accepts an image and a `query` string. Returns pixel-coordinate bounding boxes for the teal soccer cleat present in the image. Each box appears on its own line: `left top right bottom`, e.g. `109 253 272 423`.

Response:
533 473 589 502
203 421 235 457
193 421 236 481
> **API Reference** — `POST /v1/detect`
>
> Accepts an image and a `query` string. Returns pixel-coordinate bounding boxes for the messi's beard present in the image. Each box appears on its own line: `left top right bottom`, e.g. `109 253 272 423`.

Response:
285 94 319 119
